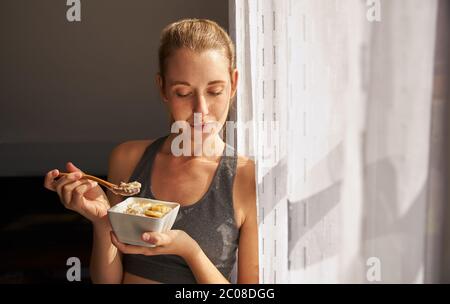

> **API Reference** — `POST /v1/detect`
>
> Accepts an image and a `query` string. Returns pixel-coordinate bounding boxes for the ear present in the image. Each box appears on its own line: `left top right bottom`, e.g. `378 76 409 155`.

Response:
156 73 168 102
230 69 239 99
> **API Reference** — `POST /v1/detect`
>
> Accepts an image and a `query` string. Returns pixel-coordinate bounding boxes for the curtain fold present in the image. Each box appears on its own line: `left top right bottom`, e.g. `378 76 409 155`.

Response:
232 0 440 283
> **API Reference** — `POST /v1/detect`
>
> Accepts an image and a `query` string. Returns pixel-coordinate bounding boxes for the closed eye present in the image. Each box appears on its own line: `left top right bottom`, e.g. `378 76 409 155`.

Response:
176 92 192 98
209 91 223 96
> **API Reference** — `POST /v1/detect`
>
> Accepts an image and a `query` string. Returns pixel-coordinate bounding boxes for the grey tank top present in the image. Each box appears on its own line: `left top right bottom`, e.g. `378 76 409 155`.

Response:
122 135 240 283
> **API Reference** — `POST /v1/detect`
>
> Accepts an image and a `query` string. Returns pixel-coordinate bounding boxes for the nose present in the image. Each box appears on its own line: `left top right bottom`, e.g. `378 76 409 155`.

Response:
194 93 209 117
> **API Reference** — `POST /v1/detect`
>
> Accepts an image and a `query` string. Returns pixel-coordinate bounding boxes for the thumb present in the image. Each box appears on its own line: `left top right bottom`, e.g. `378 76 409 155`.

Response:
66 161 83 173
142 232 167 246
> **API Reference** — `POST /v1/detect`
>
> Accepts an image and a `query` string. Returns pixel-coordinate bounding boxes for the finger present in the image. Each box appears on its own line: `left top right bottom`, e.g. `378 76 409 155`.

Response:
71 180 98 205
110 232 143 254
55 171 82 193
55 172 83 202
66 162 83 173
142 232 168 246
65 180 96 208
62 179 85 207
111 232 158 256
44 169 60 191
57 170 83 182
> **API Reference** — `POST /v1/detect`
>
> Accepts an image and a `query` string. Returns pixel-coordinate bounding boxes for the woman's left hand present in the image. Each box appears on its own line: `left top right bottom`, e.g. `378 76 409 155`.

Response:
110 230 200 261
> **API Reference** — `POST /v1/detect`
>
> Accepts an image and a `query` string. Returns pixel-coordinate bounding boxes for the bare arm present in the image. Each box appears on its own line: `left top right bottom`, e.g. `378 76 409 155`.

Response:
183 214 259 284
89 188 125 283
183 245 231 283
90 141 149 283
89 146 125 283
236 204 259 283
89 214 122 284
235 158 259 283
186 159 259 283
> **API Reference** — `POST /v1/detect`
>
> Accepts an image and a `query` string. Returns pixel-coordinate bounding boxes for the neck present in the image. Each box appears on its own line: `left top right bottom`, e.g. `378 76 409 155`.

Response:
163 133 225 161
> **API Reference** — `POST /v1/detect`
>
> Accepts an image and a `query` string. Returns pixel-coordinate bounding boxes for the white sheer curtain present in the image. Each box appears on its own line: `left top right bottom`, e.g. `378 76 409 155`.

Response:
231 0 440 283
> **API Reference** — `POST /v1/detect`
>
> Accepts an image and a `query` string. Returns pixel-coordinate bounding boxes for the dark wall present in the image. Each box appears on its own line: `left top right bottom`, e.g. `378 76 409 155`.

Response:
0 0 229 176
0 0 229 283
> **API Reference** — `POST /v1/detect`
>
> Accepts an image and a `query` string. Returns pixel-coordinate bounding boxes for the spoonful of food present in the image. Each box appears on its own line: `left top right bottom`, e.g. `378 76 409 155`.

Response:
58 172 141 196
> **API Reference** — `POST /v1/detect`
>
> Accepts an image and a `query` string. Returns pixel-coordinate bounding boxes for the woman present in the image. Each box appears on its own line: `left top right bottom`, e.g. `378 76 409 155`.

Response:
44 18 258 284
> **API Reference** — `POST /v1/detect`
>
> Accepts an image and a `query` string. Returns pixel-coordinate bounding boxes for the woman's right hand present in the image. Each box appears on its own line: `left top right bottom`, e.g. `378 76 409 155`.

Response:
44 162 110 225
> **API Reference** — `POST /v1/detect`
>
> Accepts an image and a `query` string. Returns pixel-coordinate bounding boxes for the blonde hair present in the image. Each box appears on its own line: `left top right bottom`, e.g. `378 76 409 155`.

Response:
158 18 236 85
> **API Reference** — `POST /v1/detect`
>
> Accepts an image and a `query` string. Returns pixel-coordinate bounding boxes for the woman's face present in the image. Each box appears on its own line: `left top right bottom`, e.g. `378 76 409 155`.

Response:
157 48 238 142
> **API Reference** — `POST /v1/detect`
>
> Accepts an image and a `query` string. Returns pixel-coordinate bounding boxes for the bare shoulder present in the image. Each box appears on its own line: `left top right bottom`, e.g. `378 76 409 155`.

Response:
109 140 153 166
107 139 154 200
233 155 257 227
106 139 154 205
235 155 256 183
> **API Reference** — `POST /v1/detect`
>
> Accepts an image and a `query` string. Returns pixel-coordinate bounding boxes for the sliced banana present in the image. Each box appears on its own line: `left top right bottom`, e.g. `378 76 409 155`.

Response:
144 209 164 218
151 204 172 214
125 201 173 218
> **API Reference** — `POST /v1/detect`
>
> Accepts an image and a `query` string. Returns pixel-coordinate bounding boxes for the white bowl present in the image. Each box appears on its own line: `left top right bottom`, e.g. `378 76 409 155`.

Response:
108 197 180 247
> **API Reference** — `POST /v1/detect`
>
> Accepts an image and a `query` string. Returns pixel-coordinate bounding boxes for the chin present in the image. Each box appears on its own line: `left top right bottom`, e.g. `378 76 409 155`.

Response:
189 128 218 140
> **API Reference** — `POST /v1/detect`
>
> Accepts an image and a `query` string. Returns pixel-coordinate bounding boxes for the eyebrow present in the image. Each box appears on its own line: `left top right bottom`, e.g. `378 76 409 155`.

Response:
169 80 227 86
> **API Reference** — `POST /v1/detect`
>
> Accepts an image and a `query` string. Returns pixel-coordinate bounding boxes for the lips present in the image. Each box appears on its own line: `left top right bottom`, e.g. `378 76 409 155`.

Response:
190 121 216 128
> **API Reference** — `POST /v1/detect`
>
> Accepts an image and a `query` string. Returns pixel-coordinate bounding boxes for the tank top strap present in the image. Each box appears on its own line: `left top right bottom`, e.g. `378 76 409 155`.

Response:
128 135 168 196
